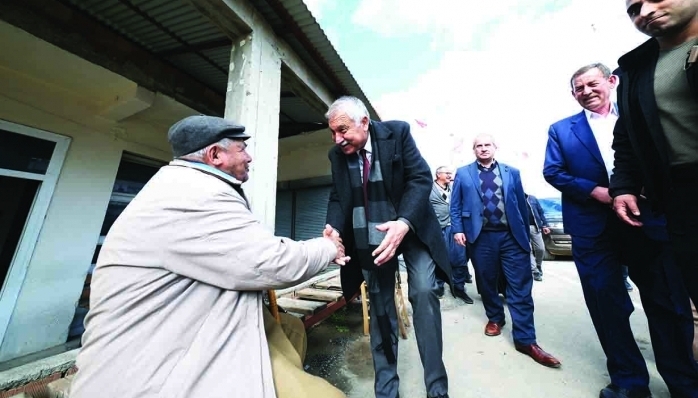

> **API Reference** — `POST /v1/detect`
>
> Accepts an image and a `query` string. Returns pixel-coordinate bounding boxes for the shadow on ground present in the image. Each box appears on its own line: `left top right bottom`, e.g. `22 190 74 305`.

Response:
303 301 374 395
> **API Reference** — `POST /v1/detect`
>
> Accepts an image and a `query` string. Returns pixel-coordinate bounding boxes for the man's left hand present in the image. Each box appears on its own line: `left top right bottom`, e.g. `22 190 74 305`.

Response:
542 227 551 235
372 220 410 266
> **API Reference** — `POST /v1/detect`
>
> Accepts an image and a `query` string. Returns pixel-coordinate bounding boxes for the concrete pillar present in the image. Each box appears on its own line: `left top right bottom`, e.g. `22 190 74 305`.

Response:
226 32 282 229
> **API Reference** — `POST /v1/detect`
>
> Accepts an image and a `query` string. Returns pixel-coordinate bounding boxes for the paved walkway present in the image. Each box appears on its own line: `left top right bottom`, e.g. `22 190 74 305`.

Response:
337 260 670 398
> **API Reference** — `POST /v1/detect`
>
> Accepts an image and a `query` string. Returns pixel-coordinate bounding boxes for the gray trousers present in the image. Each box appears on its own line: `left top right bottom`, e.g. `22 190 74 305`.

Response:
529 225 545 275
362 236 448 398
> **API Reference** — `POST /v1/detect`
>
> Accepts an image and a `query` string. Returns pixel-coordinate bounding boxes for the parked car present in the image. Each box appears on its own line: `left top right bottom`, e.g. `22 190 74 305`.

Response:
537 197 572 259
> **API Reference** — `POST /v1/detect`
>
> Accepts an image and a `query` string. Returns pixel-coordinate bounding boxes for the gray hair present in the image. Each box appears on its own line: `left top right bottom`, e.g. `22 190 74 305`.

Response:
324 96 370 125
435 166 449 177
570 63 612 89
179 137 236 161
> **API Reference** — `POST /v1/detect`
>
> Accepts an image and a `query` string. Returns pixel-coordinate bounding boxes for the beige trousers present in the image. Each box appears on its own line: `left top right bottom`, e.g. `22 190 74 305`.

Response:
263 307 346 398
691 302 698 361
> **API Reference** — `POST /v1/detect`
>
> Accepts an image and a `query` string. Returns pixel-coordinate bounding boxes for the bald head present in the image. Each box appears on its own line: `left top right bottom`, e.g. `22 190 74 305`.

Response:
472 134 497 165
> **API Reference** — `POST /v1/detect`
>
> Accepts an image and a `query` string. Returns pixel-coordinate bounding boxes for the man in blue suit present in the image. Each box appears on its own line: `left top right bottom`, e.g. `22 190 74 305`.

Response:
451 134 560 368
544 63 698 398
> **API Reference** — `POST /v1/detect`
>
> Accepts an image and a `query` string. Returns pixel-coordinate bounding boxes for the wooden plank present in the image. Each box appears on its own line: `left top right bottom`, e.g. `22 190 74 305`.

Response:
296 288 342 302
276 297 326 315
360 282 369 336
313 278 342 290
274 269 340 296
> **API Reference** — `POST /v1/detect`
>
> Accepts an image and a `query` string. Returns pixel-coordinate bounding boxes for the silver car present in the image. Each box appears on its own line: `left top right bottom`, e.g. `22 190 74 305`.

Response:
538 197 571 259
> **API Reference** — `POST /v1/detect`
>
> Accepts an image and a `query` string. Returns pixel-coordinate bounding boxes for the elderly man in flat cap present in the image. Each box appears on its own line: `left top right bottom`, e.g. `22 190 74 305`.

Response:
70 115 349 398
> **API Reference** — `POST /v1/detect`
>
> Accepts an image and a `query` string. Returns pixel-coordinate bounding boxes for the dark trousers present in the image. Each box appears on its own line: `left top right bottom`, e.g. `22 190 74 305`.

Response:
572 214 698 395
436 225 470 292
363 236 448 398
665 165 698 308
469 230 536 345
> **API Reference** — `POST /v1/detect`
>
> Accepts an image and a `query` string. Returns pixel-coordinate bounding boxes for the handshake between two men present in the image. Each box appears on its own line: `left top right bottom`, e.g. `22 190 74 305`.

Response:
322 219 412 266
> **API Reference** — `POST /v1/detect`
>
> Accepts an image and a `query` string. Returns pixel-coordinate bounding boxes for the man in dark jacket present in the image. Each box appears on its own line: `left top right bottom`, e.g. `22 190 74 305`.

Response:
324 96 450 398
609 1 698 397
524 193 549 281
546 59 698 398
611 0 698 316
429 166 474 301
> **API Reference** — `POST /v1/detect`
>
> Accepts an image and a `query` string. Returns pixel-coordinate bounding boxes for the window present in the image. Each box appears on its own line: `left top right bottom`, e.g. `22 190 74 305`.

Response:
0 177 40 287
0 129 56 174
69 153 164 340
0 120 70 345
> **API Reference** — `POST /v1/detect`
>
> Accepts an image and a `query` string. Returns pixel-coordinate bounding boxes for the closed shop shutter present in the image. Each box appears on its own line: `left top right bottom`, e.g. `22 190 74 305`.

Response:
293 186 331 241
274 190 293 238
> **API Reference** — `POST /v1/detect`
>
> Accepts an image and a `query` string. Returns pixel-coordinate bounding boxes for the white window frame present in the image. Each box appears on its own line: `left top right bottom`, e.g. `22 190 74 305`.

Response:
0 120 71 344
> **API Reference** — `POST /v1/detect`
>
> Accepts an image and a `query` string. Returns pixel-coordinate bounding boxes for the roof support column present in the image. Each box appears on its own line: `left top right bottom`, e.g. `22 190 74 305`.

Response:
226 32 281 229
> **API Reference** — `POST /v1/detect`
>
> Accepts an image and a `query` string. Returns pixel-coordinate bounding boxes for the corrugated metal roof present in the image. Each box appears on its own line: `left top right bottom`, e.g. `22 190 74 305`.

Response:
62 0 379 126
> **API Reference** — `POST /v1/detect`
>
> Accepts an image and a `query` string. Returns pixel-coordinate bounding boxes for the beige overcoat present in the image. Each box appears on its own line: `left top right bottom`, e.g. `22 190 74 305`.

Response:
70 162 337 398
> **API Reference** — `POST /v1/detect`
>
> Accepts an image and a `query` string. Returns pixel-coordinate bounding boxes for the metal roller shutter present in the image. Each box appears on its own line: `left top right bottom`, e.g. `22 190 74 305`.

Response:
274 190 293 238
293 186 331 241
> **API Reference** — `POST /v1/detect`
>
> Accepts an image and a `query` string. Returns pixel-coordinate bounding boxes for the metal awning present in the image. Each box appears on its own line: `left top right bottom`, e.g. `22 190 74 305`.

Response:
58 0 379 138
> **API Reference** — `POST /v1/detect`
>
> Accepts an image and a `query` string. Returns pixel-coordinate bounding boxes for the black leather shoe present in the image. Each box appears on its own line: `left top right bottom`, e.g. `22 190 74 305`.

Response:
453 289 473 304
427 394 449 398
599 384 651 398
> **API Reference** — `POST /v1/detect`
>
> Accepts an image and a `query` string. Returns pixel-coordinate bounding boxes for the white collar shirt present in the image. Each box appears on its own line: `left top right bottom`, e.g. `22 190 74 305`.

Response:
584 103 619 178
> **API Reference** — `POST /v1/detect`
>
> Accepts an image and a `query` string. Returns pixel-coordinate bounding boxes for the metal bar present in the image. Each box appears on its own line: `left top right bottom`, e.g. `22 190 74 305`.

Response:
156 37 231 57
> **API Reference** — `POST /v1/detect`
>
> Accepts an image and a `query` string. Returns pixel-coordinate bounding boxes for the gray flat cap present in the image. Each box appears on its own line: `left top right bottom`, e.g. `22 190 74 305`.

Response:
168 115 250 157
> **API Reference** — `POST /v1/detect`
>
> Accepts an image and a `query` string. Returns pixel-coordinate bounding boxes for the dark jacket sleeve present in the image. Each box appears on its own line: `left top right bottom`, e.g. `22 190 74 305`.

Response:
395 123 433 226
326 150 346 235
449 169 465 234
513 169 531 241
534 198 547 226
609 80 644 198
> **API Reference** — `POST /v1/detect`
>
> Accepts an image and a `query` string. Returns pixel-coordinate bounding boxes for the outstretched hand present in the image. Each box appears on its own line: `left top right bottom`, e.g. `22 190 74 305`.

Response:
372 220 410 266
323 224 351 265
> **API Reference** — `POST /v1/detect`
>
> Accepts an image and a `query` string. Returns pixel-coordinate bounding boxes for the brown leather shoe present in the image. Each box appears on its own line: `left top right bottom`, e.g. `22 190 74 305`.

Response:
514 343 561 368
484 321 505 336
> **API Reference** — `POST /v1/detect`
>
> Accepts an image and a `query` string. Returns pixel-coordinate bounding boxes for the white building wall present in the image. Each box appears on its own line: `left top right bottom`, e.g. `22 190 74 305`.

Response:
277 129 333 182
0 92 196 360
0 21 199 360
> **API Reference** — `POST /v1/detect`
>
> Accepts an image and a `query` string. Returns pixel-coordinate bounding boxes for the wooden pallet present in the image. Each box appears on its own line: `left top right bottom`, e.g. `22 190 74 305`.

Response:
275 270 349 329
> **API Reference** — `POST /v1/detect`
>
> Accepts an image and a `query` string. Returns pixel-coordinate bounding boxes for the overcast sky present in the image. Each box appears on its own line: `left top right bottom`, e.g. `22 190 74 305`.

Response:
304 0 649 197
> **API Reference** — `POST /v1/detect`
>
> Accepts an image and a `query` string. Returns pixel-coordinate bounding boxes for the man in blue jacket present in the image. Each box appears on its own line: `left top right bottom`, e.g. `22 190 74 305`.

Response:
451 134 560 369
544 62 698 398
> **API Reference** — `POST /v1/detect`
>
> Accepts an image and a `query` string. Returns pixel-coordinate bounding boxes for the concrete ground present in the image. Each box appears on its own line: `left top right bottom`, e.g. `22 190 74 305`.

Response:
305 260 673 398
